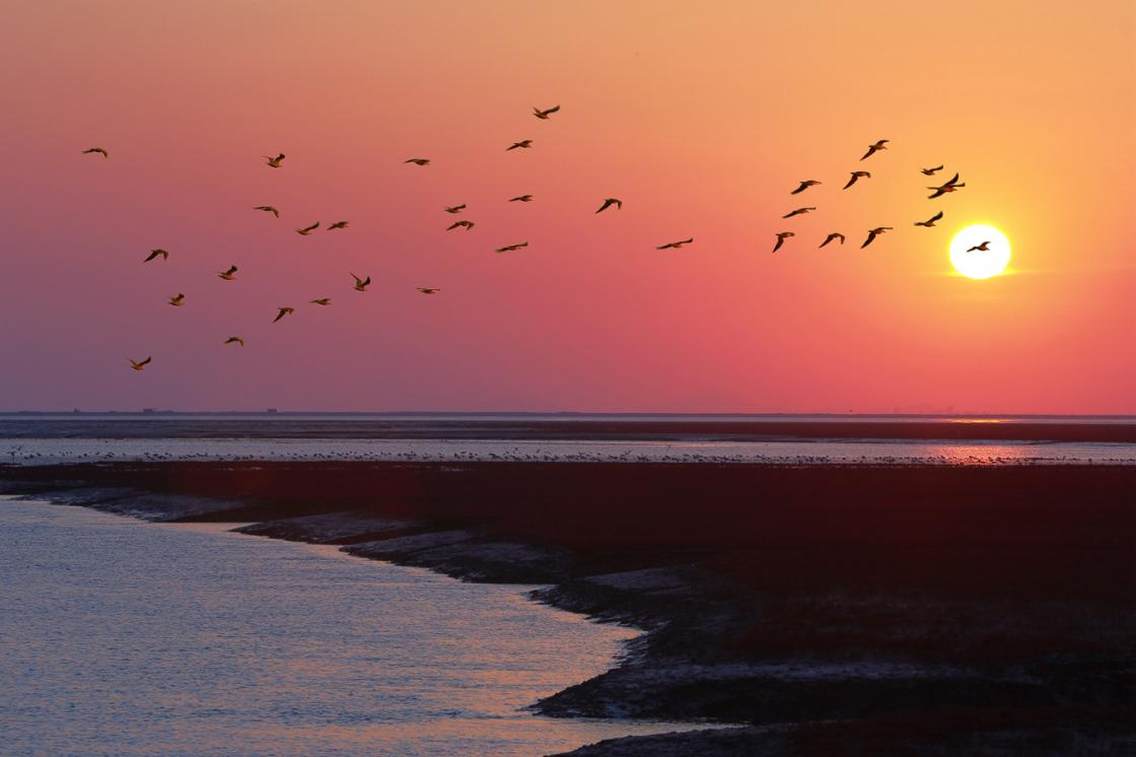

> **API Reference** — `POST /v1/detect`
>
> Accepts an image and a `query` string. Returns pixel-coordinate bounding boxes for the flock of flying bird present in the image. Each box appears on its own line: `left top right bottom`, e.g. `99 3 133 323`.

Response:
82 109 975 373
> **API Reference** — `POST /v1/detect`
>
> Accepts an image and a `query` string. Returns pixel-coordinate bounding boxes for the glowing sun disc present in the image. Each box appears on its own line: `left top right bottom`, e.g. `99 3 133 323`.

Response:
950 224 1011 279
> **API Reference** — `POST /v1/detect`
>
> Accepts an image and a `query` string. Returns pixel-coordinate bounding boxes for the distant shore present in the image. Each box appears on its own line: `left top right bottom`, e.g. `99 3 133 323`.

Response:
2 460 1133 755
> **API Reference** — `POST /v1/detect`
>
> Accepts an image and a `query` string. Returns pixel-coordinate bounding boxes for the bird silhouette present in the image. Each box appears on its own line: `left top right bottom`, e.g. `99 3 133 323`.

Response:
927 173 965 199
351 273 371 292
772 232 795 253
129 357 151 371
168 293 185 307
217 265 238 281
253 205 279 218
296 221 320 235
596 198 623 214
507 139 533 151
967 241 991 252
791 180 821 194
309 298 331 306
82 147 108 158
417 287 440 294
263 153 285 168
861 227 893 249
533 105 561 119
921 165 944 176
843 171 871 189
914 211 944 228
273 307 294 323
444 204 466 214
144 249 169 263
495 242 529 253
509 194 533 203
783 207 816 219
819 232 846 248
404 158 430 166
224 337 245 347
327 221 349 230
860 139 889 160
656 238 694 250
447 220 475 231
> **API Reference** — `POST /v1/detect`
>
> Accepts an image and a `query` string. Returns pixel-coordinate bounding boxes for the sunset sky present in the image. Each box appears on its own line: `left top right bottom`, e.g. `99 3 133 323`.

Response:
2 1 1133 413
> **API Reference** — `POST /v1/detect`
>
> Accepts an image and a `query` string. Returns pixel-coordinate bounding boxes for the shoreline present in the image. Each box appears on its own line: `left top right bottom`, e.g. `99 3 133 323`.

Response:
2 460 1133 754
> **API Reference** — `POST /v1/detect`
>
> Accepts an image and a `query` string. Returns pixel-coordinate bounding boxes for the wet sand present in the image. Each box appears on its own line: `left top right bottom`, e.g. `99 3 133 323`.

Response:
2 460 1133 754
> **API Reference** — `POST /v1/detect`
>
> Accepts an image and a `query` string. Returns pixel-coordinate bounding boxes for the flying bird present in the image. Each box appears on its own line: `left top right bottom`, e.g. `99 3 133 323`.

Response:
507 139 533 151
921 165 944 176
447 220 475 231
217 265 238 281
444 204 466 214
263 153 285 168
296 221 320 235
783 207 816 219
843 171 871 190
860 139 889 161
404 158 430 166
772 231 795 253
273 307 294 323
351 273 371 292
967 241 992 252
224 337 245 347
656 238 694 250
791 180 821 194
129 357 151 371
509 194 533 203
595 198 623 214
819 232 845 248
533 105 561 119
861 227 893 249
914 211 944 228
327 221 349 230
253 205 279 218
144 249 169 262
495 242 529 253
82 147 108 158
417 287 440 294
927 173 965 199
309 298 331 306
168 293 185 307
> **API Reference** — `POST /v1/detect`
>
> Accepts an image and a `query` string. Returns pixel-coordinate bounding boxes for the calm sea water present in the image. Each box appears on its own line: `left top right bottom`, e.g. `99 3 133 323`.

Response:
0 500 692 756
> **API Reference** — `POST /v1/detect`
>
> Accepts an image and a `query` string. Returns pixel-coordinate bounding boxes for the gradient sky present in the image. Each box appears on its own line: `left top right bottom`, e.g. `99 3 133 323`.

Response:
1 1 1133 413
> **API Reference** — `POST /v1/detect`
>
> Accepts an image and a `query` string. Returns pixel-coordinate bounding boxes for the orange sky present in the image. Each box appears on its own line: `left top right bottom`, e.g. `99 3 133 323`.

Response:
1 1 1133 413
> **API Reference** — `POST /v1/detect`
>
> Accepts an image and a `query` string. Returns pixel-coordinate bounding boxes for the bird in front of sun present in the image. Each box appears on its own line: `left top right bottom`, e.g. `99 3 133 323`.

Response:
533 105 560 119
951 225 1011 279
967 241 991 252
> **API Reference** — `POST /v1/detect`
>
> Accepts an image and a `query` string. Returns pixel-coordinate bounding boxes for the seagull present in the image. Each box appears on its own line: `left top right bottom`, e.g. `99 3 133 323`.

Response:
217 265 238 281
927 173 965 199
447 220 475 231
596 198 623 214
843 171 871 189
921 165 944 176
404 158 430 166
967 241 991 252
509 194 533 202
263 153 285 168
296 221 320 235
819 232 846 248
656 238 694 250
861 227 893 249
168 293 185 307
309 298 331 306
351 273 371 292
82 147 108 158
860 139 889 161
783 207 816 219
417 287 440 294
506 139 533 151
914 211 944 228
772 232 795 253
791 180 821 194
144 249 169 262
224 337 245 347
253 205 279 218
495 242 529 253
533 105 560 119
444 204 466 214
129 357 151 371
273 307 294 323
327 221 349 230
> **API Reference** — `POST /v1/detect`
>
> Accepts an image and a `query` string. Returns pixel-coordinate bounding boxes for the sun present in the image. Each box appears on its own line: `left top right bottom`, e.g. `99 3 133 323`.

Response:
950 224 1011 279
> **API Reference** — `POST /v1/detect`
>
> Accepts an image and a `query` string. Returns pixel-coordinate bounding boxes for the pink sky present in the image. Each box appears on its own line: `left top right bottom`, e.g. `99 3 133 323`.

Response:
1 1 1133 413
